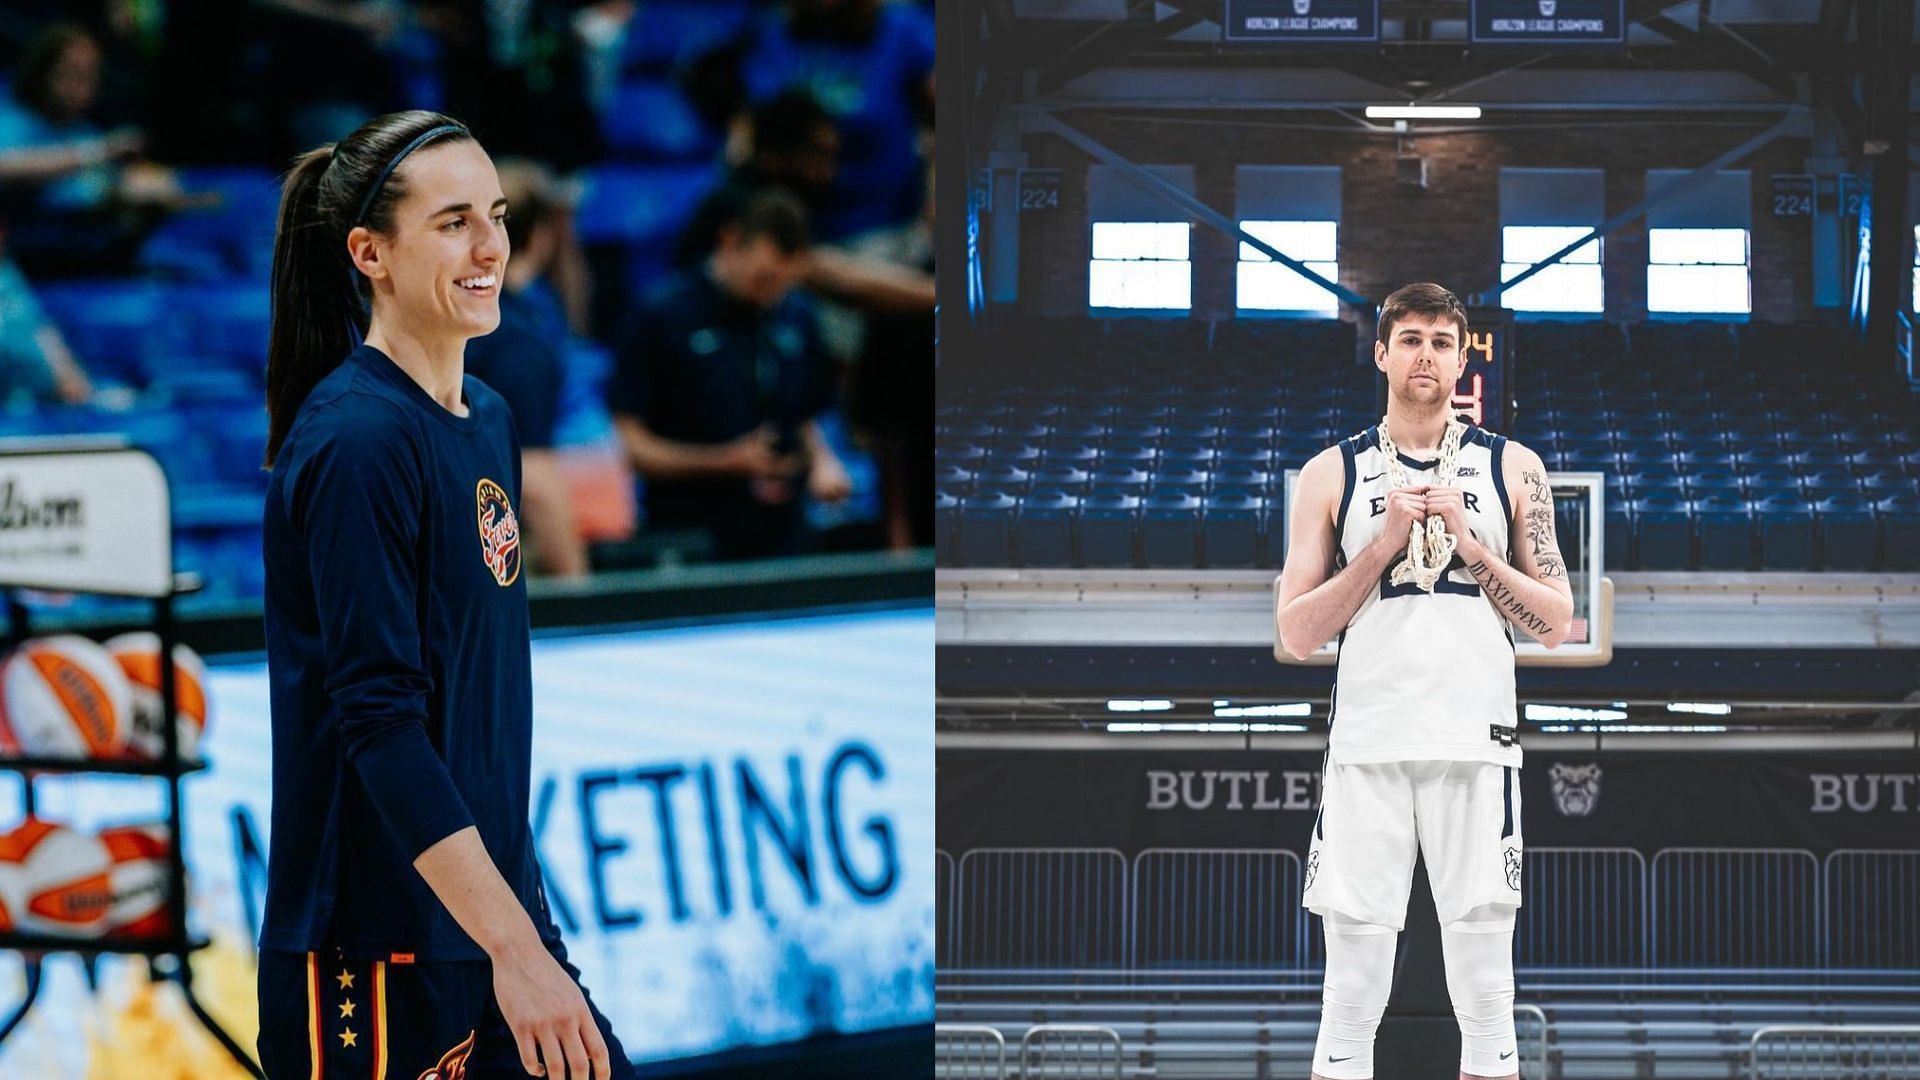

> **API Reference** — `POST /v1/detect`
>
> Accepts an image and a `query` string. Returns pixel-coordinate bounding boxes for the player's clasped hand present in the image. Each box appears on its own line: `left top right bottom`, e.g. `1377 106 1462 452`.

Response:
493 943 613 1079
1375 485 1430 555
1422 485 1473 545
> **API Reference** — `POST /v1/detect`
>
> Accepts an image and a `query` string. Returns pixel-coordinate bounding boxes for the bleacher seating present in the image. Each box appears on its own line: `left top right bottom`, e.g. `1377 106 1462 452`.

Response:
937 316 1920 571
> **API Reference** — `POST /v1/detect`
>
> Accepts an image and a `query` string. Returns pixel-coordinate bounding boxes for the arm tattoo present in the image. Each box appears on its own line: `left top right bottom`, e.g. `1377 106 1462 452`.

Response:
1520 469 1567 580
1466 557 1557 638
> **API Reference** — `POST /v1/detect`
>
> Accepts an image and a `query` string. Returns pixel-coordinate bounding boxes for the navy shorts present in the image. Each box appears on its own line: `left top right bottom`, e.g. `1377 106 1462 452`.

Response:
257 934 636 1079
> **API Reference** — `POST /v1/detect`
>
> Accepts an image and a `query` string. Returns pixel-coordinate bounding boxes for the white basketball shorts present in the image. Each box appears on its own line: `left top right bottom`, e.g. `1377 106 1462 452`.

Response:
1302 759 1524 929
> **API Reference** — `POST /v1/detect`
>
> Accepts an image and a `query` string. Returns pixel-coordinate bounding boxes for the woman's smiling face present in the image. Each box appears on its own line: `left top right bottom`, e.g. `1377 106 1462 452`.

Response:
353 140 510 340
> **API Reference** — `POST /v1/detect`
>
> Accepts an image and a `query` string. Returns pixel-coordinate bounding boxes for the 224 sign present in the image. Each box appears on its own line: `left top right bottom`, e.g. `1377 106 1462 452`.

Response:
1018 169 1061 213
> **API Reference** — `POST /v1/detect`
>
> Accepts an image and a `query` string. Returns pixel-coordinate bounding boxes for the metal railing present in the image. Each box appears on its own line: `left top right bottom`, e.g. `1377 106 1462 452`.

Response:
1131 848 1305 969
1652 848 1820 967
1514 1003 1550 1079
1824 850 1920 970
938 848 956 969
957 848 1129 969
935 1023 1009 1080
1749 1024 1920 1078
1019 1024 1124 1080
1517 847 1648 968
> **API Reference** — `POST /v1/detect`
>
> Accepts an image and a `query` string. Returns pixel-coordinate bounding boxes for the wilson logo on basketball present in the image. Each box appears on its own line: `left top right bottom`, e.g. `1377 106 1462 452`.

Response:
474 478 520 587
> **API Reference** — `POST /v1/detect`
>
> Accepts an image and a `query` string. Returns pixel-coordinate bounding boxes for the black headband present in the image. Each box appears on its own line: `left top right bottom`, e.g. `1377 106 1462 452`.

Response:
352 124 464 227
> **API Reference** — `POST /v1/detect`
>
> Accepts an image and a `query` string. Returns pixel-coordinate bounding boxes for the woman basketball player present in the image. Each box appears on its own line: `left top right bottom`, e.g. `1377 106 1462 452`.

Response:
257 110 627 1080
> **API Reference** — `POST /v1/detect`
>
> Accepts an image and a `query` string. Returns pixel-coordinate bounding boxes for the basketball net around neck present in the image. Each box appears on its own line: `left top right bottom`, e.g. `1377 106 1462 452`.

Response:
1377 414 1466 593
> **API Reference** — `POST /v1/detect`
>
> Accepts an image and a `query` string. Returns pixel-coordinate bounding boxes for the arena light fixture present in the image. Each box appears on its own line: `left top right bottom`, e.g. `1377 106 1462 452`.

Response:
1365 104 1483 120
1107 721 1309 734
1526 703 1628 723
1213 702 1314 718
1666 701 1733 715
1107 698 1175 712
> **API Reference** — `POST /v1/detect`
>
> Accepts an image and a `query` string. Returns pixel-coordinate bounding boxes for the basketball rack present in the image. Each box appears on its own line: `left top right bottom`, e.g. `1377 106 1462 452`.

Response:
0 439 263 1078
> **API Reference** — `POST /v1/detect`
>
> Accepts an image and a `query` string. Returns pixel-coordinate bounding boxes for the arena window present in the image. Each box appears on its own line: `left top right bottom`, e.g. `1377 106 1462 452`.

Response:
1644 168 1751 316
1088 221 1192 310
1499 168 1604 315
1235 166 1340 316
1088 164 1196 312
1647 227 1751 314
1501 226 1603 313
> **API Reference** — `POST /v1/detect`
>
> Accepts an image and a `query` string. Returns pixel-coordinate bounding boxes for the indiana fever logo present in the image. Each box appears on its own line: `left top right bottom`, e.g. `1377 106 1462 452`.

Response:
416 1030 474 1080
474 478 521 587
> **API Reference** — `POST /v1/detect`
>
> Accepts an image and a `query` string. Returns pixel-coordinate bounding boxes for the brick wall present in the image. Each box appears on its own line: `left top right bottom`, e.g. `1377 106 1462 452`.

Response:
1014 112 1816 326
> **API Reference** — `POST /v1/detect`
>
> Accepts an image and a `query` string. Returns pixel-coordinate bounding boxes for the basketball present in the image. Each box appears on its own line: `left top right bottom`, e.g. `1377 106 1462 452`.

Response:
104 633 211 762
97 822 173 938
0 635 132 760
0 818 113 938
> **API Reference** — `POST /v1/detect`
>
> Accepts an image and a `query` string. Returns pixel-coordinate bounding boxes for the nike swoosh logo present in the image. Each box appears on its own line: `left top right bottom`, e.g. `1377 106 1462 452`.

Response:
1500 1050 1515 1060
1329 1055 1353 1063
1362 473 1384 483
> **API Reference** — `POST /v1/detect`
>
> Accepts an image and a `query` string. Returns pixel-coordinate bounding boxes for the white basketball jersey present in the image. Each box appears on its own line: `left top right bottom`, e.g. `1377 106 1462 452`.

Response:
1327 424 1522 768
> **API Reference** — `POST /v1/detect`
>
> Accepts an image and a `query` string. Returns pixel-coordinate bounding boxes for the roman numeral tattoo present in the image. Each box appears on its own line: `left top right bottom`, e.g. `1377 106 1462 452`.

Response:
1466 558 1557 637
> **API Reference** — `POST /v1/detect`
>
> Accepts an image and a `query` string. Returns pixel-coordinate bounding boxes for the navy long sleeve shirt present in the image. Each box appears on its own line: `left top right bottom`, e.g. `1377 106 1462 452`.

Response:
261 344 554 960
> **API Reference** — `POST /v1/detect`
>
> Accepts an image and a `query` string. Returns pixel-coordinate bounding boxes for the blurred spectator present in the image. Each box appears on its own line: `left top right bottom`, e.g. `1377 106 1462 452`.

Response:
464 158 591 578
0 228 94 407
0 23 190 276
676 89 840 265
678 88 933 314
608 186 851 561
740 0 934 240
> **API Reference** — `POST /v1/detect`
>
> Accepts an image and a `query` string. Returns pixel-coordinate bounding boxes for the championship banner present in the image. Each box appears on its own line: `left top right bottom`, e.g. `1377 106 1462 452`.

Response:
0 607 934 1077
938 747 1920 856
1223 0 1381 43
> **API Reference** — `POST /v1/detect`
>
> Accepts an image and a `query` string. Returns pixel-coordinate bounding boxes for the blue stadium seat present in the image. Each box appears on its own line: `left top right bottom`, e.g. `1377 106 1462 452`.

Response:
1632 494 1691 569
1215 441 1270 469
1202 493 1265 568
1101 443 1156 467
1791 447 1853 473
139 167 281 281
1694 494 1753 570
35 280 162 387
1014 491 1078 567
999 420 1051 443
1141 492 1202 567
1755 495 1816 570
601 80 716 162
1817 493 1877 570
156 281 272 374
934 464 973 493
988 440 1044 463
1628 469 1685 499
1211 465 1271 493
1151 466 1209 494
575 165 717 247
1090 464 1150 494
1029 464 1090 495
975 463 1030 495
1077 492 1140 567
1039 443 1101 467
958 492 1016 566
1880 495 1920 571
1858 470 1912 502
1800 469 1855 498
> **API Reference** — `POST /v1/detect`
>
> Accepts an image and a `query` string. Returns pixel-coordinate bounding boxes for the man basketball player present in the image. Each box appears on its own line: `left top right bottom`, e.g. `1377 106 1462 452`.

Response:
1273 282 1573 1080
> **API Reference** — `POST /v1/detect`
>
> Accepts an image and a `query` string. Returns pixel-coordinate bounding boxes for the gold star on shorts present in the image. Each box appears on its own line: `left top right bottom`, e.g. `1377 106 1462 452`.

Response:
338 999 356 1018
336 969 355 990
339 1027 358 1049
